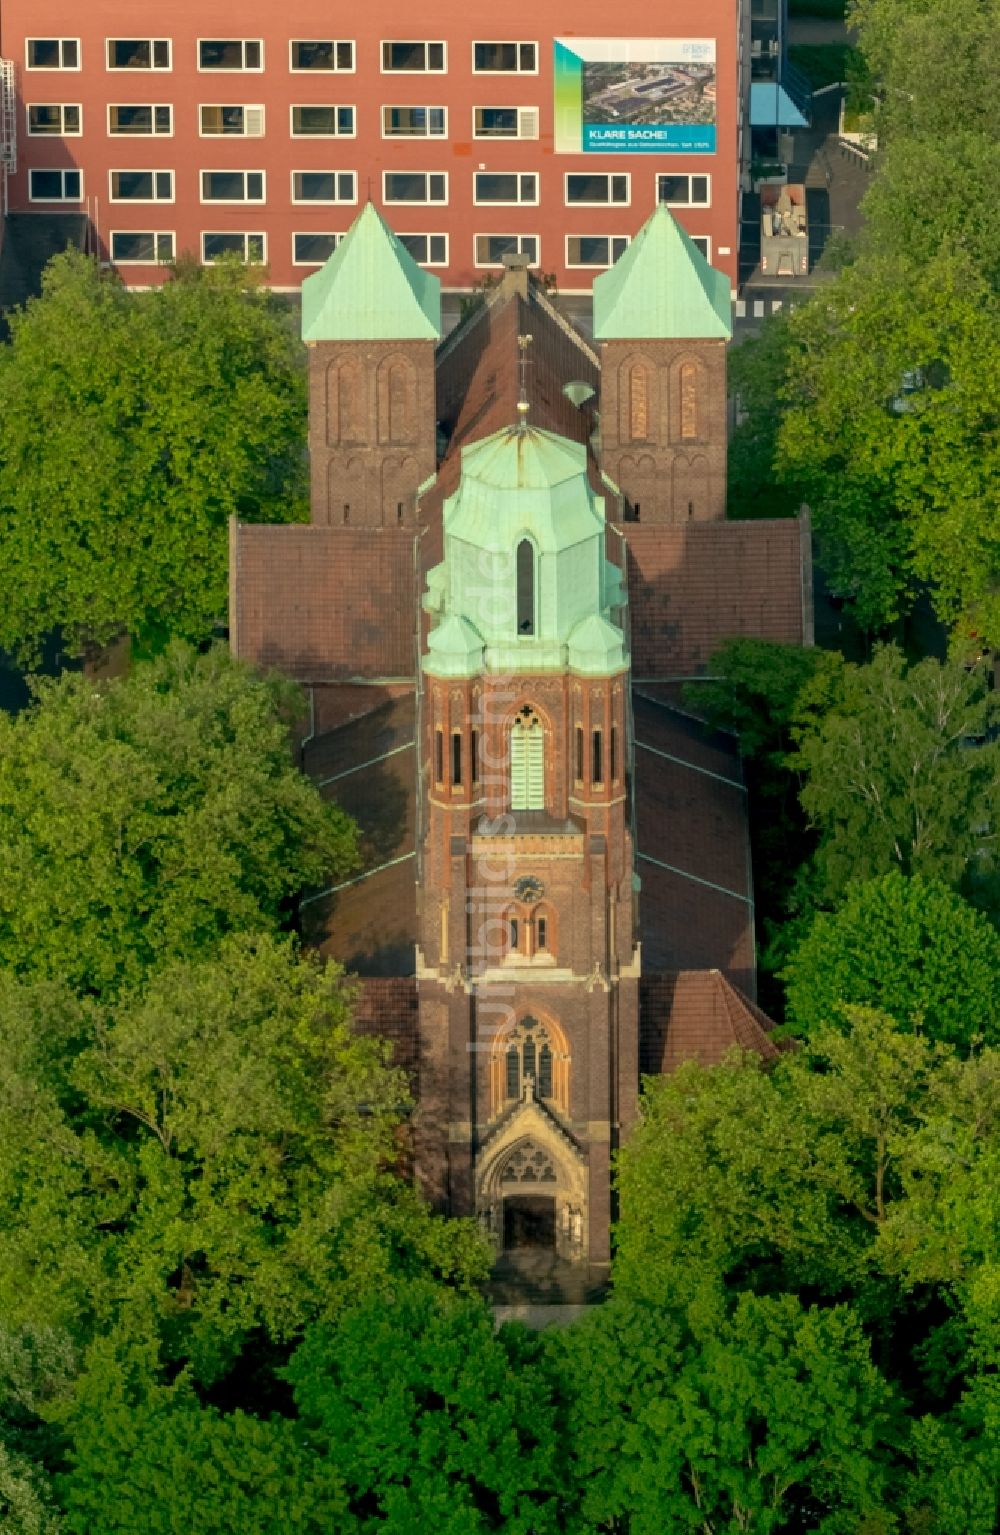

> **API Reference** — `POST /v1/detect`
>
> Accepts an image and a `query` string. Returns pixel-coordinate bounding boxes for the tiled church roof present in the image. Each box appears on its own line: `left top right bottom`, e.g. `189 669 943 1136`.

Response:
639 970 782 1075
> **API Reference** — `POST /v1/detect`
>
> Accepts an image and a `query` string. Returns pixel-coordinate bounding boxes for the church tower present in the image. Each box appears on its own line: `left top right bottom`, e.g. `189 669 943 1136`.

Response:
594 205 732 524
417 422 640 1283
301 204 439 527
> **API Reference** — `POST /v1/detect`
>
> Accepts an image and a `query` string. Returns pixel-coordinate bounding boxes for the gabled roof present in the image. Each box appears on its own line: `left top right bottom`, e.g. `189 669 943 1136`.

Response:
592 204 732 341
301 202 441 343
640 970 783 1076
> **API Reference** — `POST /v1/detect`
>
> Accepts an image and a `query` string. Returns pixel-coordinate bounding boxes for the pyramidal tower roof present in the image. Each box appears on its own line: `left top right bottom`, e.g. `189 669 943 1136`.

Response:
301 202 441 343
592 204 732 342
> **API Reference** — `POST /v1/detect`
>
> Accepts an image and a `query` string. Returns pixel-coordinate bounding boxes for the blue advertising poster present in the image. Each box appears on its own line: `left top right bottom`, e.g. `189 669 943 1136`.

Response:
554 38 717 154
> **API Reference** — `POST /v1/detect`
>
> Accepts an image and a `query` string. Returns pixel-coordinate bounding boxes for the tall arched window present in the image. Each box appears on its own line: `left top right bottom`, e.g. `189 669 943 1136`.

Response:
629 363 649 442
680 361 699 441
510 706 544 810
502 1019 562 1107
516 539 535 635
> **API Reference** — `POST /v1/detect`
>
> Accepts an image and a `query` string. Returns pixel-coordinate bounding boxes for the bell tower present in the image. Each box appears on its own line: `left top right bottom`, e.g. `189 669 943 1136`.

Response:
301 203 439 528
417 422 640 1284
594 205 732 524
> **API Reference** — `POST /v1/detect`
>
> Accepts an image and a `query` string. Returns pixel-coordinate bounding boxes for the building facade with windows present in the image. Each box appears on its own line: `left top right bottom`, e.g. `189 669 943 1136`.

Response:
0 0 749 293
231 203 811 1283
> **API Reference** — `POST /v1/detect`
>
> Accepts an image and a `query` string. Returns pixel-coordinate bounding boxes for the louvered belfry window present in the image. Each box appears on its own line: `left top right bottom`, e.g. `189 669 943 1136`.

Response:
516 538 535 634
510 706 544 810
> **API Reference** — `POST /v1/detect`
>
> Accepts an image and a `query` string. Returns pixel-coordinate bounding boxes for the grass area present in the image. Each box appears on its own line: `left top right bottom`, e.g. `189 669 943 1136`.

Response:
788 42 857 89
788 0 847 17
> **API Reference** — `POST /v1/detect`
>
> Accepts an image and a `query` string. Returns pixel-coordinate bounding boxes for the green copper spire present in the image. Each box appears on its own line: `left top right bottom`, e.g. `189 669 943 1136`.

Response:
592 204 732 341
301 202 441 343
422 425 627 679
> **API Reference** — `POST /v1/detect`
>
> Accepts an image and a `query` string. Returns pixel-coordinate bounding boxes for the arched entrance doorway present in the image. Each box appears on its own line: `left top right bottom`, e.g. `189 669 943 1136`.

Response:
476 1112 588 1264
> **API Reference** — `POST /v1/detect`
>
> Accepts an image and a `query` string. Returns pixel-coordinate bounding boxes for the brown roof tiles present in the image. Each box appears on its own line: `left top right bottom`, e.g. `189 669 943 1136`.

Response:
640 970 781 1075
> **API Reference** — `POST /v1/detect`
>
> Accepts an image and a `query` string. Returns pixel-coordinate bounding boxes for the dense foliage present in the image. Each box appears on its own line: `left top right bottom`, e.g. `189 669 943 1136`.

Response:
0 251 308 659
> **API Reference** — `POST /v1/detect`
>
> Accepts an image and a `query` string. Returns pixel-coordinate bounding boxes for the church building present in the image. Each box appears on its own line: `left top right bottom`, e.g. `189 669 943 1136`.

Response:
230 202 811 1285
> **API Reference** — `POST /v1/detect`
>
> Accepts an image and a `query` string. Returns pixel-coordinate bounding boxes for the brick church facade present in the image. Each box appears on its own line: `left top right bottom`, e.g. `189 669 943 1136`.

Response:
231 203 811 1282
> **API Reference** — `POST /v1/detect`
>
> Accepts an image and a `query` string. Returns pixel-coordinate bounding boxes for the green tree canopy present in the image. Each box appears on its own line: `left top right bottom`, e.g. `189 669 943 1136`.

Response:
0 939 486 1379
776 254 1000 638
793 645 999 907
286 1283 563 1534
558 1293 896 1535
0 251 308 659
783 872 1000 1048
0 642 356 997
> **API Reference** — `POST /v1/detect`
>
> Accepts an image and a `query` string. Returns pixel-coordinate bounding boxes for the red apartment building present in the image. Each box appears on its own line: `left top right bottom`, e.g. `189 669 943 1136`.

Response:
0 1 748 294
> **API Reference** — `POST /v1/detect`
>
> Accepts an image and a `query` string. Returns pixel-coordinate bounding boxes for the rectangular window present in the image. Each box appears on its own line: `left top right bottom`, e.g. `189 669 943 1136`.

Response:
470 730 479 784
292 105 355 137
29 168 82 200
292 232 344 266
565 173 629 205
201 170 264 203
537 916 547 951
452 733 463 787
27 104 81 135
473 42 537 72
110 230 175 264
291 171 356 204
107 39 170 70
592 729 604 786
473 106 538 139
202 231 265 263
611 724 618 782
473 172 537 205
656 173 711 207
575 726 584 783
198 40 262 71
290 40 354 72
109 104 171 134
383 171 447 204
435 729 444 784
690 236 711 259
381 42 446 72
26 39 79 70
475 234 538 267
566 235 629 268
110 170 173 202
382 106 446 137
200 105 265 136
398 233 448 266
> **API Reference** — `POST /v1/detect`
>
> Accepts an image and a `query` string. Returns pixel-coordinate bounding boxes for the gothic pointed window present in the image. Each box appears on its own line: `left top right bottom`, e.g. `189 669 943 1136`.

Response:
506 1044 520 1099
510 706 544 810
538 1042 553 1099
516 538 535 635
493 1016 569 1117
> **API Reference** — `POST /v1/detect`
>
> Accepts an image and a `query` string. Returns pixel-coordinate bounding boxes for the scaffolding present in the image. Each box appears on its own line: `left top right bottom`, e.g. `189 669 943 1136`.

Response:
0 58 16 175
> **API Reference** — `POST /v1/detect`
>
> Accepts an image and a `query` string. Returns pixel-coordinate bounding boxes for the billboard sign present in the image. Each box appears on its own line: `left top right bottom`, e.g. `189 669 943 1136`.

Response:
554 38 716 154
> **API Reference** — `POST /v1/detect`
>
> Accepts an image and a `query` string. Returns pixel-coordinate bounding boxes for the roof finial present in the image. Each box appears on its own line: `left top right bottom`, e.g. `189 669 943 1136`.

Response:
516 333 533 430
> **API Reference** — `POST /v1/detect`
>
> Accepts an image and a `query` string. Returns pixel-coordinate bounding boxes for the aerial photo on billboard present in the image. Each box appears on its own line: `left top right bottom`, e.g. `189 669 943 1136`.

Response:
554 38 716 153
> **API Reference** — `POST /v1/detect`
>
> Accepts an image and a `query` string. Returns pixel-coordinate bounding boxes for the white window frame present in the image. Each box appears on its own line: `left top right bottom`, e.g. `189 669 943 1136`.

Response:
397 232 449 267
564 172 630 207
655 172 712 208
199 169 266 204
472 106 539 140
473 171 539 207
380 41 447 74
109 230 176 265
290 104 356 138
109 169 175 203
381 105 447 138
26 103 82 135
105 38 172 71
292 232 345 266
289 40 355 73
690 235 712 261
25 39 80 71
107 103 172 136
197 39 264 72
201 231 267 264
565 234 631 269
382 170 448 205
474 233 539 269
290 170 357 205
471 41 538 74
198 104 266 137
28 167 83 201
